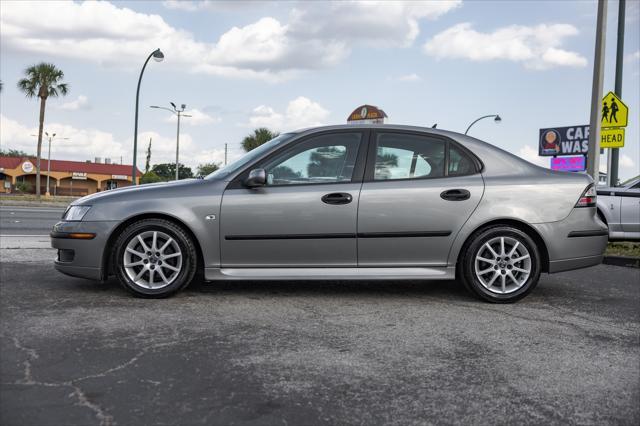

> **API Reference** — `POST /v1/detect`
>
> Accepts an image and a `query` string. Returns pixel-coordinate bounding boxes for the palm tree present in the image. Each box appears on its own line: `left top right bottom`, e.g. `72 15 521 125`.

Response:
242 128 279 152
17 63 69 198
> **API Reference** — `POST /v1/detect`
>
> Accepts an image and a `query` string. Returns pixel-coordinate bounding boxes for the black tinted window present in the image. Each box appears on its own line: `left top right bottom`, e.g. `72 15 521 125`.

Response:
448 144 477 176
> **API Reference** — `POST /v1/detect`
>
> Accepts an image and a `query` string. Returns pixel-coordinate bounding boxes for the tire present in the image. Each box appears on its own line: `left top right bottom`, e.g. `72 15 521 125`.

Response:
113 219 197 298
459 225 541 303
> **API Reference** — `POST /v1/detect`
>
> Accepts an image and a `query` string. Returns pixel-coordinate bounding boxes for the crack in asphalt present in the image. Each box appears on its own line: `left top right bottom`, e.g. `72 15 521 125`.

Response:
5 335 212 426
9 336 115 426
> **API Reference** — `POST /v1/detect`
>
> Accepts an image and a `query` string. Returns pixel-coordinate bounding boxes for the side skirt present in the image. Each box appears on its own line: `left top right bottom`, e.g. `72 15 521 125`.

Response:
204 266 456 281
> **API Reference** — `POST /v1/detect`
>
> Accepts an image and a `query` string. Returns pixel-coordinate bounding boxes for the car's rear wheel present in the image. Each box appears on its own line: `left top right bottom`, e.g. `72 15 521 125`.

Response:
113 219 197 298
460 226 541 303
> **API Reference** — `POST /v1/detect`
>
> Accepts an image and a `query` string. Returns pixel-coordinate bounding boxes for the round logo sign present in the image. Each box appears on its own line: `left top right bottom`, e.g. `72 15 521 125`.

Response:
540 129 561 155
360 107 368 119
21 161 34 173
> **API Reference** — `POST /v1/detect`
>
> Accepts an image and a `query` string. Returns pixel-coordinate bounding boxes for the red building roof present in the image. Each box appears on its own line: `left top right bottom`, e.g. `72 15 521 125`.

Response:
0 156 141 177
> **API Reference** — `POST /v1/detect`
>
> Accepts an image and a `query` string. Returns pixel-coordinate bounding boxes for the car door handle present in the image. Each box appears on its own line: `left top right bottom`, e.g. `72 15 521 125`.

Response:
321 192 353 205
440 189 471 201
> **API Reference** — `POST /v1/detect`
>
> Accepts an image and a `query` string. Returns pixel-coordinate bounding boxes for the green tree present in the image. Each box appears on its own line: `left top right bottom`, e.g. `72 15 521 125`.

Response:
151 163 193 180
17 63 69 198
242 128 278 152
196 162 219 177
140 171 163 184
144 138 152 173
0 148 32 157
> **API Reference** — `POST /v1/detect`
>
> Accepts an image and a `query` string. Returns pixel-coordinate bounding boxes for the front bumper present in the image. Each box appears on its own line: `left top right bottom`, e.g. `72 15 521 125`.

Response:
532 207 608 274
51 220 120 281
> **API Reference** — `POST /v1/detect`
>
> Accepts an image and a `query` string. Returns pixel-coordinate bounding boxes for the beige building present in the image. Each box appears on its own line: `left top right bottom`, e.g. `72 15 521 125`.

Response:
0 156 141 196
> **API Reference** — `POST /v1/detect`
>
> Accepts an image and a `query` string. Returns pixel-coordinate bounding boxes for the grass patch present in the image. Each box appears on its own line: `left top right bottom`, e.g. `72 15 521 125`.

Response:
0 194 78 206
606 242 640 258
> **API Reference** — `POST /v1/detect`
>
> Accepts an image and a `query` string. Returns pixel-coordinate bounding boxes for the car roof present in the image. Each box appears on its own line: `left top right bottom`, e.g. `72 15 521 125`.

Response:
290 123 464 140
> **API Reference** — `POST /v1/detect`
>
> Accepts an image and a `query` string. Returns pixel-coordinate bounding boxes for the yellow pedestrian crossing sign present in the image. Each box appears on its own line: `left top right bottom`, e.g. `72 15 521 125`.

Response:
601 91 628 128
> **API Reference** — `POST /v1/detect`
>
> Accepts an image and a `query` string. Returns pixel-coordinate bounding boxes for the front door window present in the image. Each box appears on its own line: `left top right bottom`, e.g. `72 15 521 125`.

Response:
262 133 362 186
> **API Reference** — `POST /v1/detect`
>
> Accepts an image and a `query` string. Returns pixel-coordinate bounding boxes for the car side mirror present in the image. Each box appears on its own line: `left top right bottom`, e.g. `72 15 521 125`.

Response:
245 168 266 188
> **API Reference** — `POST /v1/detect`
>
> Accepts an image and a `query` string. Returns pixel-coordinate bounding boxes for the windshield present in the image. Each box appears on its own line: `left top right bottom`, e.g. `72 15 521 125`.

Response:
205 133 296 180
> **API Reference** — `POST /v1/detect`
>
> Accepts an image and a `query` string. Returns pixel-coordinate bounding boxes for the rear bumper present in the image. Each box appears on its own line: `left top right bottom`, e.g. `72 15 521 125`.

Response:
548 254 604 273
533 208 608 273
51 220 120 281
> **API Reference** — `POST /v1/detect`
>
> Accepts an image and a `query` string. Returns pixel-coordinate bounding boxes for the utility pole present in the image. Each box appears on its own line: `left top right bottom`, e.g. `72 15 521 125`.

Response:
586 0 607 181
608 0 625 187
224 143 228 166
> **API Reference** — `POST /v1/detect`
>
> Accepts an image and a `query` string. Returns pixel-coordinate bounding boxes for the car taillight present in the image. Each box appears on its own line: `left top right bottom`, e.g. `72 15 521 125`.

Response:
575 184 596 208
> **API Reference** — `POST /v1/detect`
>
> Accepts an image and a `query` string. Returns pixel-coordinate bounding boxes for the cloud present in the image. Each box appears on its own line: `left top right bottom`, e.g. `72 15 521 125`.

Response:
0 114 228 169
517 145 548 168
165 108 221 126
625 50 640 63
56 95 90 111
424 23 587 69
248 96 330 131
397 73 421 82
248 105 285 129
288 1 462 48
619 153 635 169
1 1 460 81
162 0 271 12
0 114 127 162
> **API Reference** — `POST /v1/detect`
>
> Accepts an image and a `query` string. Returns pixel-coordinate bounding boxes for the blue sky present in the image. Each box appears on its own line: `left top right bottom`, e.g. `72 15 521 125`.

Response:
1 0 638 179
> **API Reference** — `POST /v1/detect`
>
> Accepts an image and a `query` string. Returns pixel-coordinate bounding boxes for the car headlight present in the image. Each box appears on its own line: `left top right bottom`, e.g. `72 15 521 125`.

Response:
63 205 91 221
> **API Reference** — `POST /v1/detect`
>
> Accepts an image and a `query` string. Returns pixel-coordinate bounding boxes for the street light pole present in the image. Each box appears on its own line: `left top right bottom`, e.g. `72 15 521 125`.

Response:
150 103 191 180
586 0 607 181
175 109 181 181
133 48 164 186
32 132 69 197
465 114 502 135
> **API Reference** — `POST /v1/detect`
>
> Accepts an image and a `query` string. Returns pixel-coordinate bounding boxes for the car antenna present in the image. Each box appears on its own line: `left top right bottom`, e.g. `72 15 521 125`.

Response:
431 123 437 128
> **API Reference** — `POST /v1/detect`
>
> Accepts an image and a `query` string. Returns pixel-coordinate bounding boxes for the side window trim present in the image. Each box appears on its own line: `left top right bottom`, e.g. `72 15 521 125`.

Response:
227 129 370 189
364 130 481 182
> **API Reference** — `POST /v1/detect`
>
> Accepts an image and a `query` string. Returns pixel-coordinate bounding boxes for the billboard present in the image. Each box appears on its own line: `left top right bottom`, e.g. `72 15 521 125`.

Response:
550 156 586 172
539 125 589 156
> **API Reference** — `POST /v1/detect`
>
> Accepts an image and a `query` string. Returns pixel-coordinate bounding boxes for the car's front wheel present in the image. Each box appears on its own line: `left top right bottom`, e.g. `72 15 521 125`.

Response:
113 219 197 298
460 226 541 303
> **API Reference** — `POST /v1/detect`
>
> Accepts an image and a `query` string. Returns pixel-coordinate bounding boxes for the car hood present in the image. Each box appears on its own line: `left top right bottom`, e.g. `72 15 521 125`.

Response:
72 179 208 206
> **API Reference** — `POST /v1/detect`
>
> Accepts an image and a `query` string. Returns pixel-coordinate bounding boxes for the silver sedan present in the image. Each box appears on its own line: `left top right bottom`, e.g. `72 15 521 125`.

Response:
51 125 608 302
597 177 640 241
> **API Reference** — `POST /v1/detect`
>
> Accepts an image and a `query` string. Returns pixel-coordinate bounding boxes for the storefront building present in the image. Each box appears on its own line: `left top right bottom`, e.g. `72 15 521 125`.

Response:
0 156 141 196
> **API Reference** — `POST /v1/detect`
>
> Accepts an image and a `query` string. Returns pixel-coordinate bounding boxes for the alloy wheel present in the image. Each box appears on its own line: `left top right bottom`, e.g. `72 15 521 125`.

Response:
123 230 183 289
474 236 531 294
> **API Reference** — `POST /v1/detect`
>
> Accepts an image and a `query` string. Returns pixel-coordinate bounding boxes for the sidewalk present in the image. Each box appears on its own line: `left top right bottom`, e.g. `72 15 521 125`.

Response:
0 235 55 263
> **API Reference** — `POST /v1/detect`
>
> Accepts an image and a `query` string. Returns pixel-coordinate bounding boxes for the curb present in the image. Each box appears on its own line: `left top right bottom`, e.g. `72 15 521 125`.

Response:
602 256 640 268
0 201 71 208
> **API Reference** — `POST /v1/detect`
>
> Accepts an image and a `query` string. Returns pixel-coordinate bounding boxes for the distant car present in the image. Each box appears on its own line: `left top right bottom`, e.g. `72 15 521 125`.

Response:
597 177 640 241
51 125 608 302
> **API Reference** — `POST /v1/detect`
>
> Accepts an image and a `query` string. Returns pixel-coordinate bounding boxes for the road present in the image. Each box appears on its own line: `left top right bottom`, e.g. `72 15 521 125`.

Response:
1 206 639 425
0 205 65 235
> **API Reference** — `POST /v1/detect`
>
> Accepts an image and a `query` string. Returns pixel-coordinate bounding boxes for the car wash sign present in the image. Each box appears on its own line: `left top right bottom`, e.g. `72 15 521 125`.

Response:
539 125 589 156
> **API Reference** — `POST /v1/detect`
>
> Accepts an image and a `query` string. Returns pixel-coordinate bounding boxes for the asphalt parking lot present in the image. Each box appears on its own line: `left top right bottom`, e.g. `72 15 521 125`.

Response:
1 206 639 425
